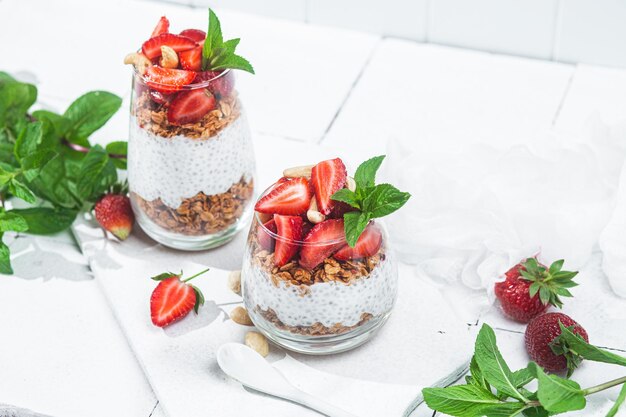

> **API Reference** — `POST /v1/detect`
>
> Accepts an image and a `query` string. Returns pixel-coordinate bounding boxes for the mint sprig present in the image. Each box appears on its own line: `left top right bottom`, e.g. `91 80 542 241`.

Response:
331 155 410 247
0 72 124 274
202 9 254 74
423 323 626 417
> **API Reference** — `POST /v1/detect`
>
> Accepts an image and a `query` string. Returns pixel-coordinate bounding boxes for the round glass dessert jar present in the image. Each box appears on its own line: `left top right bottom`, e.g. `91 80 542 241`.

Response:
241 209 399 355
128 69 255 250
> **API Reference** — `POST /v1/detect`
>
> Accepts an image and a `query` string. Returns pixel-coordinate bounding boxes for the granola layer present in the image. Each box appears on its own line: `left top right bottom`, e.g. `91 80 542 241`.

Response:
132 177 253 236
259 308 373 336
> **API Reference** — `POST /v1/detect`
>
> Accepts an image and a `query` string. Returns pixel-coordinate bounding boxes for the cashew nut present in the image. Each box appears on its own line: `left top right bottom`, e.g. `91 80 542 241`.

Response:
230 306 253 326
245 332 269 357
347 176 357 192
123 52 151 75
283 164 314 178
307 196 325 224
227 270 241 295
159 46 179 69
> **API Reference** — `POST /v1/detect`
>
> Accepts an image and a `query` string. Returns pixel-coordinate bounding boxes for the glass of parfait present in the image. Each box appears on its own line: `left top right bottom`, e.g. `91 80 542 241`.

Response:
241 157 410 354
125 11 256 250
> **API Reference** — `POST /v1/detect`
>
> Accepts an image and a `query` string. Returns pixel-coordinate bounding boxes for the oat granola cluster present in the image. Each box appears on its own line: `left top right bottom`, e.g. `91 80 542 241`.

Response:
260 308 373 336
133 177 253 236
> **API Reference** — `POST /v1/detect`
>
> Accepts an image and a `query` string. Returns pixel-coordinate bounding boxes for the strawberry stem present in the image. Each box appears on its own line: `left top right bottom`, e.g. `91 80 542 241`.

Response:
182 267 210 283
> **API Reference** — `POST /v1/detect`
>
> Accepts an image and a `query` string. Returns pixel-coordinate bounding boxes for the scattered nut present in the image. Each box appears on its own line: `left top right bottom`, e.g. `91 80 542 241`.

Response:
228 270 242 295
283 164 314 179
347 176 356 192
245 331 269 357
307 196 325 224
160 45 179 69
230 306 254 326
123 52 151 75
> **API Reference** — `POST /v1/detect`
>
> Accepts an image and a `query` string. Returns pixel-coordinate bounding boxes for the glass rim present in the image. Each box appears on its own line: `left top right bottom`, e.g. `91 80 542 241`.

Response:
132 64 232 90
254 184 378 246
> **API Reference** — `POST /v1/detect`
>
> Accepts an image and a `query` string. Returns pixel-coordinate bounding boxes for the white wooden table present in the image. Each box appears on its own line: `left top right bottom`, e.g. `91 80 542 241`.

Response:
1 1 626 416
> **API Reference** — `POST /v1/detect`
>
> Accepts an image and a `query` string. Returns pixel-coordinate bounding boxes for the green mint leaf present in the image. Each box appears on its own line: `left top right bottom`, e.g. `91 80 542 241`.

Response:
331 188 361 209
8 178 36 203
0 164 17 185
32 109 69 138
362 183 411 218
10 207 77 235
211 54 255 74
556 323 626 367
468 355 490 391
511 365 535 389
354 155 385 189
15 121 43 160
522 407 550 417
475 324 529 402
606 382 626 417
343 210 370 247
423 384 527 417
0 236 12 275
20 149 58 182
105 141 128 170
0 71 16 85
203 8 223 59
201 9 254 73
27 154 78 208
63 91 122 147
531 362 586 413
0 78 37 130
0 211 28 232
76 145 117 202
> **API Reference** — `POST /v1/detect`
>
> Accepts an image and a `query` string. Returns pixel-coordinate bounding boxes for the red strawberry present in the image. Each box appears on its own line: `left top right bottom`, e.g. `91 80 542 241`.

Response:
143 66 196 93
257 218 277 251
179 29 206 43
254 177 312 215
334 223 382 260
150 16 170 38
329 201 357 219
167 88 216 125
494 258 578 323
299 219 346 269
273 215 303 267
179 46 202 71
95 194 134 240
195 70 235 98
149 89 174 107
525 313 588 374
142 33 196 60
150 269 208 327
310 158 347 215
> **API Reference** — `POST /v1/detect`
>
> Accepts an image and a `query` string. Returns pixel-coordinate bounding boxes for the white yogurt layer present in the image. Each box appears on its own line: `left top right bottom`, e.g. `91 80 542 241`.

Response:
244 256 397 328
128 114 255 209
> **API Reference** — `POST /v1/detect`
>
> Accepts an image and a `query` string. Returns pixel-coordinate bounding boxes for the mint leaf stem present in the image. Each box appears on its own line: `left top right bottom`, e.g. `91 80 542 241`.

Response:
582 375 626 396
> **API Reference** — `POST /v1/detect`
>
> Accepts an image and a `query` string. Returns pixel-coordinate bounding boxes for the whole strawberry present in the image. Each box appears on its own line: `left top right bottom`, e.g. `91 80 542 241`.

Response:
150 268 208 327
95 193 135 240
525 312 588 375
494 258 578 323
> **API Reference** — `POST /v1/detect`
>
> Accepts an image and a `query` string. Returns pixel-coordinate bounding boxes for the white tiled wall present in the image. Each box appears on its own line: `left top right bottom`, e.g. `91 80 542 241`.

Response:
150 0 626 68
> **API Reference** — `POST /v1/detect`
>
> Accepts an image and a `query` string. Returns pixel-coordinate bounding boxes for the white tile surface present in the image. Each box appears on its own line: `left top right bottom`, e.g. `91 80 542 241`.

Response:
0 239 156 417
190 0 307 21
323 40 573 155
556 0 626 68
308 0 428 41
428 0 559 60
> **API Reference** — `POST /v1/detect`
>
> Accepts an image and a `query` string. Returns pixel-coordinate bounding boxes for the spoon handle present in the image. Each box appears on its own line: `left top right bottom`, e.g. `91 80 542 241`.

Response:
293 391 360 417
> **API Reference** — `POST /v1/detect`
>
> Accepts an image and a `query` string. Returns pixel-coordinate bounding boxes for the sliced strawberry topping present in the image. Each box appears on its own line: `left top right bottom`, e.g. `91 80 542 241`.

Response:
142 33 196 60
254 177 312 215
179 29 206 43
299 219 346 269
195 70 235 98
257 218 277 251
167 88 216 125
143 67 196 93
149 89 174 107
328 201 357 219
310 158 347 215
273 215 303 267
150 16 170 38
179 46 202 71
334 223 382 260
150 276 196 327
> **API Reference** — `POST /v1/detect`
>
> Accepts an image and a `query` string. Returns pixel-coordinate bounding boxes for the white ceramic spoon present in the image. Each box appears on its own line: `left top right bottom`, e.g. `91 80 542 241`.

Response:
217 343 359 417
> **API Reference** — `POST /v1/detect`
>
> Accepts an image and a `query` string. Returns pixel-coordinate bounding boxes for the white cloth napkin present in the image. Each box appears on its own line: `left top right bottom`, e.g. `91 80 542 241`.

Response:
381 116 626 315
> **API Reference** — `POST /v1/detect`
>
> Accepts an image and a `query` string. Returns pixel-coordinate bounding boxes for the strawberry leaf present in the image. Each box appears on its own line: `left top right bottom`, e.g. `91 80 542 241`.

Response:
151 271 181 281
191 284 205 314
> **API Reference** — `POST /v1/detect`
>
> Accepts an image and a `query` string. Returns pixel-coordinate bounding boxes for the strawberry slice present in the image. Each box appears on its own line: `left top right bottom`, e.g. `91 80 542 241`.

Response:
149 89 174 107
142 33 197 60
143 66 196 93
150 16 170 38
273 215 303 267
257 218 277 251
299 219 346 269
150 269 208 327
310 158 347 215
179 46 202 71
167 88 216 125
254 177 312 215
179 29 206 43
195 70 235 98
334 223 382 260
